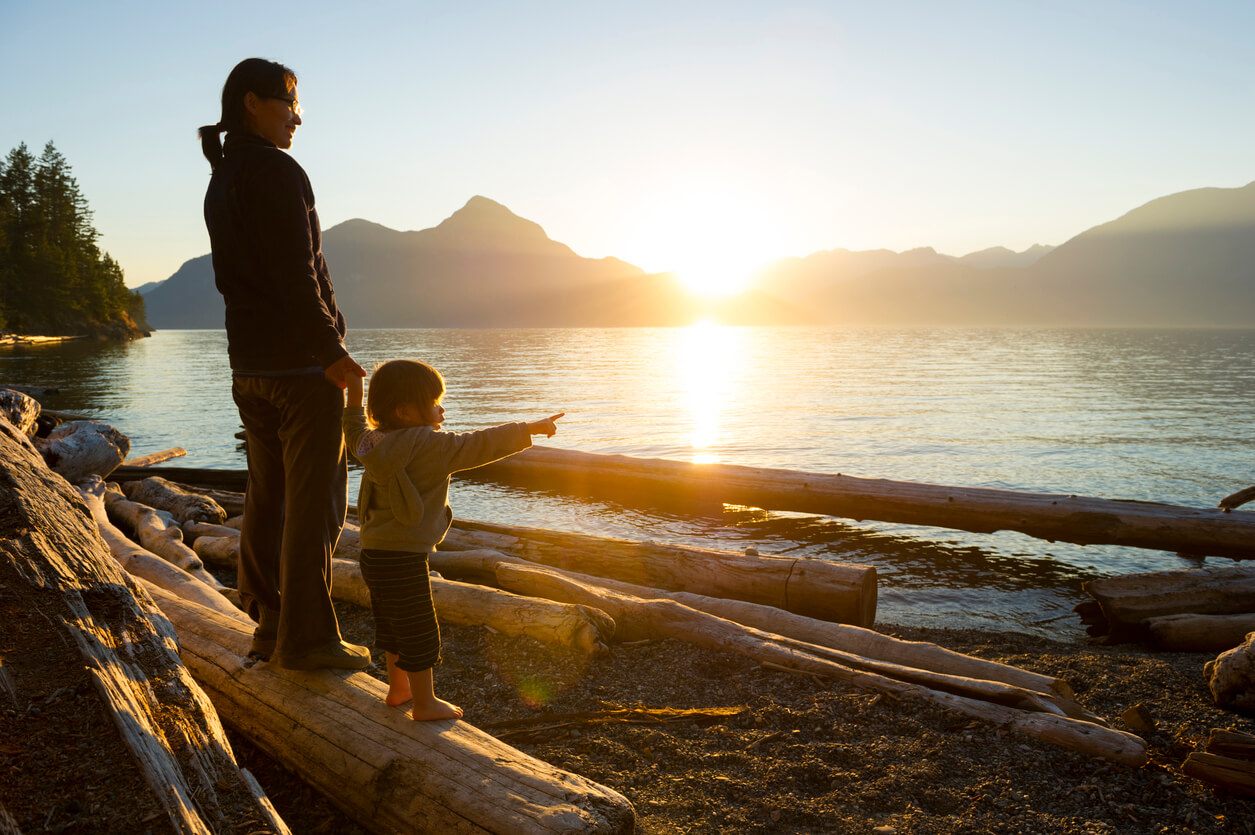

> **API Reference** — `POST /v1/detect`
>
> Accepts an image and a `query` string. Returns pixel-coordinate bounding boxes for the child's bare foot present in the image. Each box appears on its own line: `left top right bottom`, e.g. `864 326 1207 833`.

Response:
411 696 462 721
385 687 412 707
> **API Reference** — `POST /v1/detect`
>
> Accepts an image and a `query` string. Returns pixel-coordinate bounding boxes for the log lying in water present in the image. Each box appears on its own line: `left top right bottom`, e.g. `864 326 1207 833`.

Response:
1078 565 1255 642
121 446 187 468
148 585 636 834
444 519 877 626
465 447 1255 560
0 421 287 834
472 559 1146 766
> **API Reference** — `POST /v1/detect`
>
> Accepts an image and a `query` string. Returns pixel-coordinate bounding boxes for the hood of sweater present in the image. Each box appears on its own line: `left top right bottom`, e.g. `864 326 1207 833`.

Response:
354 426 435 526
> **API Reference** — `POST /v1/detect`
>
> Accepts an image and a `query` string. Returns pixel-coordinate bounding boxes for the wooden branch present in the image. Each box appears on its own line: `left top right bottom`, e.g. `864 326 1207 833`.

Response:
444 518 877 626
1219 485 1255 512
101 485 228 592
145 584 636 834
1145 612 1255 652
331 557 614 654
1182 751 1255 796
480 561 1144 764
461 446 1255 559
121 447 187 468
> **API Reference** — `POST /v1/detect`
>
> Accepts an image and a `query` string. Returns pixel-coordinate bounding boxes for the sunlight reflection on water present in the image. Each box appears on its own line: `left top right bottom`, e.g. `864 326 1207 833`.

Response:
5 325 1253 637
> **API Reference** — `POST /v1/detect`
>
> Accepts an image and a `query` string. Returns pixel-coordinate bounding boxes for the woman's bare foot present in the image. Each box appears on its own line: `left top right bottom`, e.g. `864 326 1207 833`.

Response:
411 695 463 721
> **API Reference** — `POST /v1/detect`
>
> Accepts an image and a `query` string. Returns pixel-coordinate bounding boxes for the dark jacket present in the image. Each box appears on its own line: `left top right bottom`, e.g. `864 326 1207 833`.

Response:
204 131 348 372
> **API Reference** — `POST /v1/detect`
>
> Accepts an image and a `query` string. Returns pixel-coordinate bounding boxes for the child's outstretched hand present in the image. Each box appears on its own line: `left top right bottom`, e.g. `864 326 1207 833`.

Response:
528 413 564 438
346 373 364 408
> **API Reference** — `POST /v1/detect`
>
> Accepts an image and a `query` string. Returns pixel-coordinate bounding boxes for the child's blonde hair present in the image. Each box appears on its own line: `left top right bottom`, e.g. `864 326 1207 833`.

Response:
366 359 445 431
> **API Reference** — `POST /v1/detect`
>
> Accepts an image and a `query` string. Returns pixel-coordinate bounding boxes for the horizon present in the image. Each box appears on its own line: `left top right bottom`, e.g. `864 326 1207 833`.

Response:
4 1 1254 294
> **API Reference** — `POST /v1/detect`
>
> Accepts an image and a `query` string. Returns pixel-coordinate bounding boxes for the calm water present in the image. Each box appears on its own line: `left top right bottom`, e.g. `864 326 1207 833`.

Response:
7 326 1254 638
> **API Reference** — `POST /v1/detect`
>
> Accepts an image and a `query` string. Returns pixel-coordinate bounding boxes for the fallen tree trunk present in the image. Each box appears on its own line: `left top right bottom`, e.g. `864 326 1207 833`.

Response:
330 557 615 654
0 421 287 834
33 419 129 482
122 476 228 524
1204 630 1255 712
1079 566 1255 642
443 519 877 626
464 447 1255 560
121 446 187 467
1145 613 1255 652
147 584 636 834
101 485 229 593
1182 729 1255 796
481 560 1145 766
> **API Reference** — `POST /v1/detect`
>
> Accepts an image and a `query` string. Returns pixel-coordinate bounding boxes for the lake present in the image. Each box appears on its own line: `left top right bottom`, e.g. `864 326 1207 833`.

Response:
6 326 1253 638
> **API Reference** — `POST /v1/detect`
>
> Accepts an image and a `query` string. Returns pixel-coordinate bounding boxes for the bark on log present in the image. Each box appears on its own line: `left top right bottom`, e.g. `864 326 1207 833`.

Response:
192 534 241 568
1145 613 1255 652
0 388 40 435
464 447 1255 560
330 557 614 654
1081 566 1255 641
122 476 228 524
443 519 877 626
1205 728 1255 760
147 584 636 834
33 419 129 482
481 561 1145 765
101 485 229 592
121 447 187 467
183 520 243 544
0 420 287 834
1204 630 1255 712
1181 751 1255 796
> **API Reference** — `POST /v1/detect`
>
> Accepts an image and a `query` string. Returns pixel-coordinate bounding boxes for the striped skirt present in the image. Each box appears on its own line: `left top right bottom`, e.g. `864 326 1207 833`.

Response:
359 549 441 672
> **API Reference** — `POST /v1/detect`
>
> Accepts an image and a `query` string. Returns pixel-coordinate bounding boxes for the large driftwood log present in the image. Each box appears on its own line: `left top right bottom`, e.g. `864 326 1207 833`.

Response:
480 560 1145 765
330 557 614 654
147 584 636 834
428 547 1071 703
444 519 877 626
33 419 129 482
1145 613 1255 652
0 421 287 834
101 485 230 593
1080 565 1255 641
1205 630 1255 712
1182 728 1255 796
123 476 228 524
464 447 1255 560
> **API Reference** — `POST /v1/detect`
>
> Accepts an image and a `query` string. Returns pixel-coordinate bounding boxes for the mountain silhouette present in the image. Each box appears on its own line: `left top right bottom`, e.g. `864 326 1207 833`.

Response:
142 196 813 328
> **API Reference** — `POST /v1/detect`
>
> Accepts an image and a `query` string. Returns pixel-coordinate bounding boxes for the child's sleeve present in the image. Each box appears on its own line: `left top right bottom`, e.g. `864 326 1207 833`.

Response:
430 422 533 475
342 406 369 459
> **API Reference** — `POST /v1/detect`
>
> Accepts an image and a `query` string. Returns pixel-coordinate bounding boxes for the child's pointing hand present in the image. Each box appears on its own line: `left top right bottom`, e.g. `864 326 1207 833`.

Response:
528 413 565 438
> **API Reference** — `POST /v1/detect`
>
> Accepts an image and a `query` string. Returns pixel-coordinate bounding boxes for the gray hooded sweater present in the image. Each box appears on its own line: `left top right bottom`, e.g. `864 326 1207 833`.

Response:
343 406 532 552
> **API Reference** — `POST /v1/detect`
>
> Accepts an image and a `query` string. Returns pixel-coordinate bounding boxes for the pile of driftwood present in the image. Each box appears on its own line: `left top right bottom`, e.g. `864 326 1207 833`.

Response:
1182 728 1255 797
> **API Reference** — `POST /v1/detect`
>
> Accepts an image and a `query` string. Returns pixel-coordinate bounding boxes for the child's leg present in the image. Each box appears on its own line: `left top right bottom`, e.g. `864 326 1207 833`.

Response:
406 666 462 721
384 652 412 706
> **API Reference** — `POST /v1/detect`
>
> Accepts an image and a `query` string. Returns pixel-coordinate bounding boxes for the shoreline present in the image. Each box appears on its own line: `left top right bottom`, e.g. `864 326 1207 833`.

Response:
0 333 85 346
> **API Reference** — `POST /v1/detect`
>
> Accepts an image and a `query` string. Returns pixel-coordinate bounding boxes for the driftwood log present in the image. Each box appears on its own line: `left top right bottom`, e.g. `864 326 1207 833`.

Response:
148 585 636 834
0 421 287 834
1145 613 1255 652
474 559 1146 765
33 419 129 482
330 556 615 654
123 475 228 524
1205 630 1255 712
0 388 40 435
121 446 188 467
1078 565 1255 642
101 484 230 593
1182 728 1255 796
444 519 877 626
462 447 1255 560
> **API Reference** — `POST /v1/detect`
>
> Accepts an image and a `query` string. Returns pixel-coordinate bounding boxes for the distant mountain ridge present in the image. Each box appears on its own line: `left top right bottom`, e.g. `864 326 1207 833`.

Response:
143 183 1255 329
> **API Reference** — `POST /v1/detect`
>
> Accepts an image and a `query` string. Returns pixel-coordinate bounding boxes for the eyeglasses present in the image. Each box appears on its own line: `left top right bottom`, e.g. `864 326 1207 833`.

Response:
267 95 302 116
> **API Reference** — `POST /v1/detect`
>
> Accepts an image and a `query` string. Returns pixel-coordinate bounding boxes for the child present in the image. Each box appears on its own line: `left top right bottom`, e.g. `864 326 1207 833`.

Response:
343 359 562 720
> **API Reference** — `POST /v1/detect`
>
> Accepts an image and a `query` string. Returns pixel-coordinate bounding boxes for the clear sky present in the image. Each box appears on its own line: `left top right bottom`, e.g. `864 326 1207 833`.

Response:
2 0 1253 290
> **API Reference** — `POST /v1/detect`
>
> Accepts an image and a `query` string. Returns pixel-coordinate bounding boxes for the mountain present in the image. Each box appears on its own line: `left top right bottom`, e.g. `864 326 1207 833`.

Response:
757 182 1255 326
142 196 813 328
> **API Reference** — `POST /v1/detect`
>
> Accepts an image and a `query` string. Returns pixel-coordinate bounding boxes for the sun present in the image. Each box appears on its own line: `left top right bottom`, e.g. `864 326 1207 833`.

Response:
628 190 781 298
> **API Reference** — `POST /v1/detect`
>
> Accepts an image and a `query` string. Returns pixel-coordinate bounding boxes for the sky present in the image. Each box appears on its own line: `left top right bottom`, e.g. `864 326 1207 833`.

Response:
2 0 1254 291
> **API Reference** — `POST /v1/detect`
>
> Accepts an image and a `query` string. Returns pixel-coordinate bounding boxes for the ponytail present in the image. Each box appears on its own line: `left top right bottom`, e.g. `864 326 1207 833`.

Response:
200 58 297 172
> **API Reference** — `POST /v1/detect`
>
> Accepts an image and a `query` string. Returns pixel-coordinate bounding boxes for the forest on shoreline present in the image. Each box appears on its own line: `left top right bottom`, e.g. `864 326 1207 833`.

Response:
0 142 148 340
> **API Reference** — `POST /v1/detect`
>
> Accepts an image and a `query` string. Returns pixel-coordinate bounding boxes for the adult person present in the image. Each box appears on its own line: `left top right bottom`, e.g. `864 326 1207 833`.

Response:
199 58 368 670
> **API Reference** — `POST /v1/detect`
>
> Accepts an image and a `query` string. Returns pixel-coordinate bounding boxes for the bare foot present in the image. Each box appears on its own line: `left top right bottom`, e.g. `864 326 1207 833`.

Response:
385 683 412 707
411 696 463 721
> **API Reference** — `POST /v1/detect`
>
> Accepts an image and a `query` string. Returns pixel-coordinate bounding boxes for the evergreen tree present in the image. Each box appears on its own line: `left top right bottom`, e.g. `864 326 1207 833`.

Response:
0 141 146 338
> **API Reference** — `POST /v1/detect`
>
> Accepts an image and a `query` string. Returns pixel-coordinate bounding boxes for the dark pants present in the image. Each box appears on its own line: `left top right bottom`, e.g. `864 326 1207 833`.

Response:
360 549 441 672
232 373 347 658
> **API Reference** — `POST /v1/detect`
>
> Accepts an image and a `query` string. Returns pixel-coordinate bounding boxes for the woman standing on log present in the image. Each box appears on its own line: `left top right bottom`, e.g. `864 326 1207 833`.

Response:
199 58 369 670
